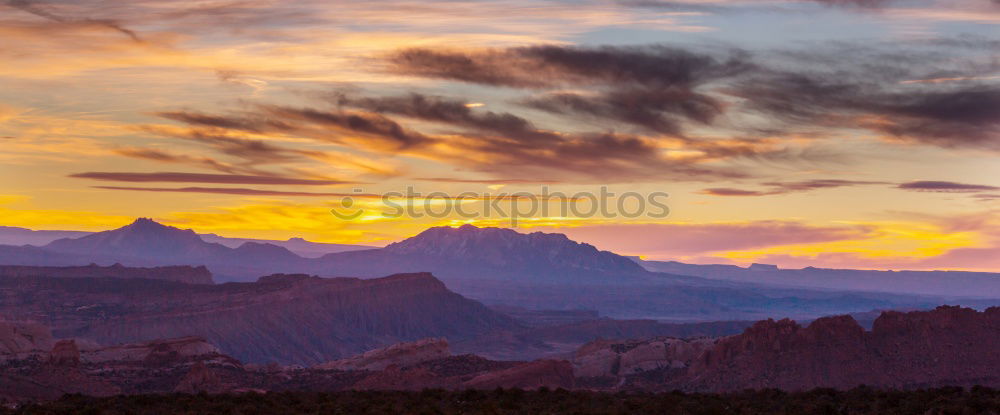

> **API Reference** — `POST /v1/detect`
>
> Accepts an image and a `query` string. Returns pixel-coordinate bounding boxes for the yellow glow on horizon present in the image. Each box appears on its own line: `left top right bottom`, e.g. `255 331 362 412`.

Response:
717 221 982 262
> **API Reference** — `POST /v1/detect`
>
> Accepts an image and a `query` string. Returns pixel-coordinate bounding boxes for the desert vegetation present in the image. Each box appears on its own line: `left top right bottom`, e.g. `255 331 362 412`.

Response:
5 387 1000 415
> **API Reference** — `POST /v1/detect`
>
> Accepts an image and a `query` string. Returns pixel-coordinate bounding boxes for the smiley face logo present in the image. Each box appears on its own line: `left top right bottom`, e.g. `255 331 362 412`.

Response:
330 190 365 220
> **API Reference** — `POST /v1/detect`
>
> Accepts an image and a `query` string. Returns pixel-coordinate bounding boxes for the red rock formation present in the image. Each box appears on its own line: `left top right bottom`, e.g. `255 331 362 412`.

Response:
0 320 55 357
48 339 81 367
141 338 224 366
77 336 224 365
317 338 450 371
572 337 715 379
26 339 122 398
684 306 1000 391
463 359 575 390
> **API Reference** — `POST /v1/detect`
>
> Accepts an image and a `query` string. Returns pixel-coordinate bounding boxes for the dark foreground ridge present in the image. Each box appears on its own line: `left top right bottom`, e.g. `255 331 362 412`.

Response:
5 387 999 415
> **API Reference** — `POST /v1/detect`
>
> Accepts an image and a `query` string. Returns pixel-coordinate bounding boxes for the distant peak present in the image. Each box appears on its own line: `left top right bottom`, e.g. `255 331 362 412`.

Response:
418 224 513 235
382 225 646 277
126 217 172 230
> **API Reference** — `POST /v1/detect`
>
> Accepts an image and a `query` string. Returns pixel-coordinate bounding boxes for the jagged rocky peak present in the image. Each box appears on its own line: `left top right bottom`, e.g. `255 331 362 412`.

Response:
383 224 645 274
871 304 1000 334
117 218 202 240
128 217 175 231
115 218 202 241
388 224 573 253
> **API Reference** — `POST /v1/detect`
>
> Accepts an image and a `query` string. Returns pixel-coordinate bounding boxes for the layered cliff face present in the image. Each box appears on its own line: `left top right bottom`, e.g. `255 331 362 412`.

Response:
0 320 55 357
0 272 521 365
683 306 1000 391
85 336 223 365
571 337 716 379
0 263 214 284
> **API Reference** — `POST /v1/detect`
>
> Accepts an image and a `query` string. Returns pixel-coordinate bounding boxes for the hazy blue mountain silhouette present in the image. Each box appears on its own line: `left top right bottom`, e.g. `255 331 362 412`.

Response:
0 219 994 320
45 218 231 261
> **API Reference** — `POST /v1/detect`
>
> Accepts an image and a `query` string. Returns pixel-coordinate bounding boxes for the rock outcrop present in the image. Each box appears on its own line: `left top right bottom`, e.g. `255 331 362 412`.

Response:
317 338 450 371
0 320 55 357
572 337 715 379
83 336 223 365
26 339 122 398
48 339 81 367
683 306 1000 391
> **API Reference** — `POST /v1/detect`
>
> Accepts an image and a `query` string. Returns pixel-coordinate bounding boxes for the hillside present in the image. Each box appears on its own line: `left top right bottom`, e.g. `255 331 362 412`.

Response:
0 272 520 365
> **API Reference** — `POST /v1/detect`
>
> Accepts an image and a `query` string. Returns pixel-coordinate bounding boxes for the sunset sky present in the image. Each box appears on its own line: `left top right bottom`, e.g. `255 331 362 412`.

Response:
1 0 999 270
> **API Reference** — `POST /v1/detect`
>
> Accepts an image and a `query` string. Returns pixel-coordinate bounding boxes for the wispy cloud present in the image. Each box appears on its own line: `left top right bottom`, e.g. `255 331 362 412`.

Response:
701 179 888 196
897 180 1000 192
70 172 357 185
6 0 142 42
92 186 362 197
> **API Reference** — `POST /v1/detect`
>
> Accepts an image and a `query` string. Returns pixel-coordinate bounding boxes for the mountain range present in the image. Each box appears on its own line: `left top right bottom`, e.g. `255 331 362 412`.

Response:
0 220 369 258
0 218 997 321
0 218 998 397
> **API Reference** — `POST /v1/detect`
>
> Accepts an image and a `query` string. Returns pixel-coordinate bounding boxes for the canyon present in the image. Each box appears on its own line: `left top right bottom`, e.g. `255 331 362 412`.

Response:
1 306 997 403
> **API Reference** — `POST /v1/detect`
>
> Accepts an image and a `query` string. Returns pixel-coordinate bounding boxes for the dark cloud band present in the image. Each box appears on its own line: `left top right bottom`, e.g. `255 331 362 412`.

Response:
71 172 355 186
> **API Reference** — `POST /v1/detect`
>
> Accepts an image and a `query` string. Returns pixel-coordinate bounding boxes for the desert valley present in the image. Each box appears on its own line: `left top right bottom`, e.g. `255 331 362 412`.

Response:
0 219 998 406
